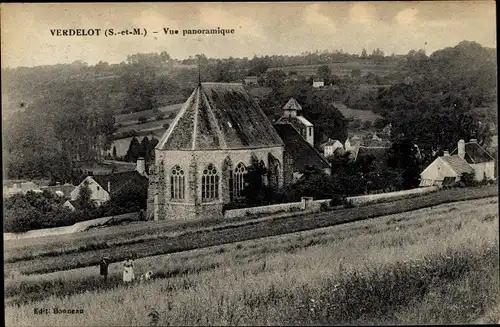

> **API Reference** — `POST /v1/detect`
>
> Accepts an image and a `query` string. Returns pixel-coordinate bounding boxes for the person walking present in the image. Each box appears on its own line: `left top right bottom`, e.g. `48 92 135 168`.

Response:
123 258 135 283
99 256 110 282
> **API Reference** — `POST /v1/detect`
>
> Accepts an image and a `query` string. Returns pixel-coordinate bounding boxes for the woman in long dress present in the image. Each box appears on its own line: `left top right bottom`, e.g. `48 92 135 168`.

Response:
123 259 135 283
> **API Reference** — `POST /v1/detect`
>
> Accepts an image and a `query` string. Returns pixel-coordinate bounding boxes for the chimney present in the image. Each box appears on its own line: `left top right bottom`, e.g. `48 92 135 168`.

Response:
107 181 111 193
443 150 450 157
458 139 465 159
136 157 146 176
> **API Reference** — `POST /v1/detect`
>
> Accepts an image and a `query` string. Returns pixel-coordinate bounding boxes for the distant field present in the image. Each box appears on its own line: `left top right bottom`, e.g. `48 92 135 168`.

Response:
333 102 383 122
115 103 183 126
5 196 499 326
267 61 399 77
116 118 173 134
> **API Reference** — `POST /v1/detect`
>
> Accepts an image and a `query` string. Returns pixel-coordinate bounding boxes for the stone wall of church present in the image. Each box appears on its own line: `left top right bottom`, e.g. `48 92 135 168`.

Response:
150 146 284 220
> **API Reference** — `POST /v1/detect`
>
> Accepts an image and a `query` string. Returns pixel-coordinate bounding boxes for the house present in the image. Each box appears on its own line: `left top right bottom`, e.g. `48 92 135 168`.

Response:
65 158 148 210
243 75 259 86
312 79 324 88
344 135 362 153
276 98 314 146
3 180 43 198
320 139 344 158
274 123 331 184
419 139 496 187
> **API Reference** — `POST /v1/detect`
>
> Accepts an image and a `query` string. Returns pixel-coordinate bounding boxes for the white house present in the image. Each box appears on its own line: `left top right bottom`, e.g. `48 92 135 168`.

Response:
3 180 43 198
64 158 148 210
312 79 324 88
419 139 496 187
321 139 344 158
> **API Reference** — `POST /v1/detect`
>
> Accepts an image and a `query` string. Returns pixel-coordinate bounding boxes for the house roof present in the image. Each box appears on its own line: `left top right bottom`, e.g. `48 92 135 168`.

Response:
364 139 391 147
441 155 474 175
276 116 309 134
353 146 388 162
91 171 148 196
320 139 342 150
156 83 283 151
283 98 302 111
450 141 495 164
294 115 313 127
274 123 330 172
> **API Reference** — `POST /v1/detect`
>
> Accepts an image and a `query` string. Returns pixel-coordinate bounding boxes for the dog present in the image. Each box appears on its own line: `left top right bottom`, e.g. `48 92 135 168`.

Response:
139 271 154 283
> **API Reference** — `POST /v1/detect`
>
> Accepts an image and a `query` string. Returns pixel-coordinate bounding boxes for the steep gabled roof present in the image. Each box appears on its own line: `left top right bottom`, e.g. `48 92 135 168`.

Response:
274 123 330 172
283 98 302 111
441 155 474 175
92 171 148 196
156 83 283 151
450 141 495 164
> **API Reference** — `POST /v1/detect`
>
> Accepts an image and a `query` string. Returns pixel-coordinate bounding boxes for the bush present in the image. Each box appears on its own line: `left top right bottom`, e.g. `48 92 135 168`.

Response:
156 113 165 121
162 123 170 130
137 116 148 123
320 202 329 211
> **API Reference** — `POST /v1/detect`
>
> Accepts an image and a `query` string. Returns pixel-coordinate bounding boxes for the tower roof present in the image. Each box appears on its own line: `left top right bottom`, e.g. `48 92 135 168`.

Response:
156 83 284 151
283 98 302 111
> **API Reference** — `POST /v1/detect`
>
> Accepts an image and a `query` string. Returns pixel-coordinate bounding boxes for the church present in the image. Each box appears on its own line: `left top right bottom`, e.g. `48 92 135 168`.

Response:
147 82 329 220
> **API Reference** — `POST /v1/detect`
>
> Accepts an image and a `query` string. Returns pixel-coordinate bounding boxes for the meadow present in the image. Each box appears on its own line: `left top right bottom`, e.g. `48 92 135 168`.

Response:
4 186 497 277
332 102 383 122
5 196 499 326
267 61 400 77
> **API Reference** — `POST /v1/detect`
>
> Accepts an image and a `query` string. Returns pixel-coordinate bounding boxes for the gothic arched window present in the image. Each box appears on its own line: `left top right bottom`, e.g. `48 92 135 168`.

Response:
202 164 219 201
233 162 247 199
170 165 185 200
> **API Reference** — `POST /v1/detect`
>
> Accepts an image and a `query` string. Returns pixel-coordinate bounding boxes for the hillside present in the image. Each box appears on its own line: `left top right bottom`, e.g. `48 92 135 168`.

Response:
5 195 499 325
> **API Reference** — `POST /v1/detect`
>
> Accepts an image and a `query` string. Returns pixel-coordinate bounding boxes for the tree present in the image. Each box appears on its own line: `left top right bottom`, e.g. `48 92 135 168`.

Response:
76 180 95 210
386 136 422 189
362 121 373 130
241 158 273 206
112 146 117 158
361 48 368 60
137 116 147 123
317 65 332 84
125 137 142 162
140 136 150 161
265 70 286 91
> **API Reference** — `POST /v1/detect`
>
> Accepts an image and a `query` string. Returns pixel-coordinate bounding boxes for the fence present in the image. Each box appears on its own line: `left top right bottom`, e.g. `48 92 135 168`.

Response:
223 186 440 219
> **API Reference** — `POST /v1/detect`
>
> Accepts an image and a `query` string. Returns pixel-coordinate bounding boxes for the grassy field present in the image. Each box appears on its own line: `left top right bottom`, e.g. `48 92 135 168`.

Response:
267 61 400 77
4 186 497 276
115 103 182 126
5 196 499 326
333 102 383 122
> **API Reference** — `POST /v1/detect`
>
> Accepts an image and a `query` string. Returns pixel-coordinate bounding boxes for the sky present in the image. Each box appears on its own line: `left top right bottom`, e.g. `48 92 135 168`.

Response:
1 1 497 68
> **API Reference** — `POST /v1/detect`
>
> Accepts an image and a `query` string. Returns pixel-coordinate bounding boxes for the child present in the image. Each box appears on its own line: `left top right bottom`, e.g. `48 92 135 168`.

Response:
99 256 110 282
123 258 135 283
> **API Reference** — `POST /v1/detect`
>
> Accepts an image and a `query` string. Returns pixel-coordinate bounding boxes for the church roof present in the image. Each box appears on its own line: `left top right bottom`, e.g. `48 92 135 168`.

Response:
274 123 330 172
157 83 284 151
283 98 302 111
